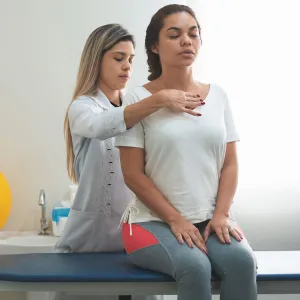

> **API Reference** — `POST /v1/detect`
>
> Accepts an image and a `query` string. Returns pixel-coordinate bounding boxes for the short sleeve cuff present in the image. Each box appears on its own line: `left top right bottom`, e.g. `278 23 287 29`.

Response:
226 132 240 143
115 136 144 149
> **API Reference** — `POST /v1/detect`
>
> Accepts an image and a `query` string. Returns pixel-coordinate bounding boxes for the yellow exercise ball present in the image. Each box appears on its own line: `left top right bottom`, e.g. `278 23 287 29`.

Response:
0 172 12 229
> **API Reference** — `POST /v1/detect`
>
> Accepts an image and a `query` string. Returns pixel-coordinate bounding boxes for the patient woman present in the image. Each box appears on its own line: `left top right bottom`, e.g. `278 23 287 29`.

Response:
116 4 257 300
51 23 203 300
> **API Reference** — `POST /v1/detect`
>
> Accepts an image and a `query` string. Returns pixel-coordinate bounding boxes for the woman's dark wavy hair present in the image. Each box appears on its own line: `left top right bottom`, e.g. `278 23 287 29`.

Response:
145 4 201 81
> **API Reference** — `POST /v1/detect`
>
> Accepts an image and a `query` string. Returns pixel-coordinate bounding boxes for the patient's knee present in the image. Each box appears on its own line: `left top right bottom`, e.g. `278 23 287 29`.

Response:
176 252 212 284
229 247 257 277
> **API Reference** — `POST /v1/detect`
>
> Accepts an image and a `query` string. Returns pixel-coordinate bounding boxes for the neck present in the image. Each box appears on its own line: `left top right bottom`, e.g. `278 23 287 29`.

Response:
159 66 195 91
98 81 120 106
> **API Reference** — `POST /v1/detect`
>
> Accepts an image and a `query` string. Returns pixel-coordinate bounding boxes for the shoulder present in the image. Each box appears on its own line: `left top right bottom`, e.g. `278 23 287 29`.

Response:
204 83 224 96
207 83 229 106
122 86 151 105
71 95 97 107
68 95 101 118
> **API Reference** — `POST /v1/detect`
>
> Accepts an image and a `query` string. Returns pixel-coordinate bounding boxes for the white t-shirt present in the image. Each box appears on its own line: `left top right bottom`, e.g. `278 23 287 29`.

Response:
115 84 239 224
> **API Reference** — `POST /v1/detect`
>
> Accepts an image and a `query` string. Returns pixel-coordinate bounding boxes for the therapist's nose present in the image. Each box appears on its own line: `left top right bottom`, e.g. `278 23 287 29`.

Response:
122 60 131 71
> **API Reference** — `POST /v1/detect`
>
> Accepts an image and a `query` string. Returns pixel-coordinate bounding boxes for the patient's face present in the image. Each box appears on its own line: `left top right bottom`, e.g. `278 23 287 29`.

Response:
154 12 201 69
99 41 135 91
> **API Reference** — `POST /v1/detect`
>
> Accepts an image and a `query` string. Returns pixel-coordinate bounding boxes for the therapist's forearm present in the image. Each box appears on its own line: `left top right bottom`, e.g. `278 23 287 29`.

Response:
124 93 165 129
215 164 238 216
124 172 182 224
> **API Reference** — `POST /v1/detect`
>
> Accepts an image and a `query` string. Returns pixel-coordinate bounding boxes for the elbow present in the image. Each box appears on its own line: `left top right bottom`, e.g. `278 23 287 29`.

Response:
223 160 238 171
221 163 238 174
222 154 238 170
220 162 238 180
122 170 141 188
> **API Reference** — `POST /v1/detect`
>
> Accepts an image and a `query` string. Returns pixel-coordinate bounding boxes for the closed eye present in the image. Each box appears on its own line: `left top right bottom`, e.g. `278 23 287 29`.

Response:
169 34 199 39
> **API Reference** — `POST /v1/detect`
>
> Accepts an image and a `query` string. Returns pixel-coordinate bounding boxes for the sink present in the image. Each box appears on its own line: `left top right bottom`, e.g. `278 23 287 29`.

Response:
6 235 58 247
0 231 59 255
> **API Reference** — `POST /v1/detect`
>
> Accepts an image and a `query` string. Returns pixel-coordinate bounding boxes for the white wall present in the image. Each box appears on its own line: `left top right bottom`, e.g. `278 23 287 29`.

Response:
0 0 183 231
189 0 300 251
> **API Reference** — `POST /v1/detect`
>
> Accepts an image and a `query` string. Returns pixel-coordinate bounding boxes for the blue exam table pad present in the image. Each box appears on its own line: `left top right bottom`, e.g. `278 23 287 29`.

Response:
0 251 300 283
0 252 173 283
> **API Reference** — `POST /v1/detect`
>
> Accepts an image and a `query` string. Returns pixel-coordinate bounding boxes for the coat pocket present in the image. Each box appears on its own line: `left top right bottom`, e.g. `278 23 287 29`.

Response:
55 208 99 253
55 208 124 253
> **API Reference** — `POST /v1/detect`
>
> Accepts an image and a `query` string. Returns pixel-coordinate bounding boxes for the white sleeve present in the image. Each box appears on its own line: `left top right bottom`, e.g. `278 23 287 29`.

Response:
224 93 240 143
68 97 127 140
114 93 145 149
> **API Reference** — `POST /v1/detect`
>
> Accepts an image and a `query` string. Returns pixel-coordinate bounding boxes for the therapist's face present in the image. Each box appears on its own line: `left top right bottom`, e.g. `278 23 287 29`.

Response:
99 41 135 91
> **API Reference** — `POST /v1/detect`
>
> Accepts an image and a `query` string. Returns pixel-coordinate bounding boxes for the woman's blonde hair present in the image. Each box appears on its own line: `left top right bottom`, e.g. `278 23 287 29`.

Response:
64 24 135 183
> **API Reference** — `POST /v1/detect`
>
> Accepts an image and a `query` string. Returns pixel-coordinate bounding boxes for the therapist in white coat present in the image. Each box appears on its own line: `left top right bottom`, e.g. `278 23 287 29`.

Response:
52 24 204 300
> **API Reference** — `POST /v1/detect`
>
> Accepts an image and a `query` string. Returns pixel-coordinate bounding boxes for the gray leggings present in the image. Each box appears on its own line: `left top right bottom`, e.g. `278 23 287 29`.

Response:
124 220 257 300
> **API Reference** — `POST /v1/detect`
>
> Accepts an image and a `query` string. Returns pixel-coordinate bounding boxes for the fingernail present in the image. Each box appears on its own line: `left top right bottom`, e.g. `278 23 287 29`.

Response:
197 113 202 116
201 102 206 105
